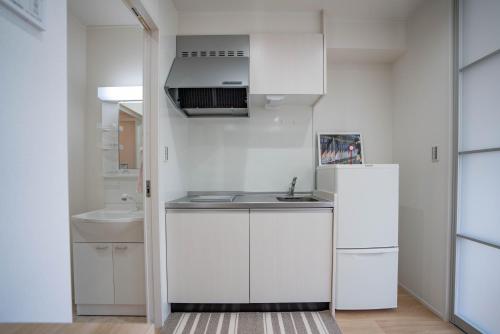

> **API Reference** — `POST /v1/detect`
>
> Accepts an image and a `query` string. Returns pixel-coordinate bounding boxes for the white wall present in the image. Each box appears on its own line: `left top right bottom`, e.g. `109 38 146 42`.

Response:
188 107 314 192
178 11 321 34
392 0 453 319
326 18 406 63
85 26 143 210
177 11 318 192
176 11 404 192
327 18 406 51
0 0 73 322
314 62 394 164
68 13 87 215
185 64 394 193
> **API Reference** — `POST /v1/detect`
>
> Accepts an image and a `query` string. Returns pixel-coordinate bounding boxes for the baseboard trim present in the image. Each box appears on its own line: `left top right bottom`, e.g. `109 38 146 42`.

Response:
171 302 330 313
76 304 146 316
398 283 446 320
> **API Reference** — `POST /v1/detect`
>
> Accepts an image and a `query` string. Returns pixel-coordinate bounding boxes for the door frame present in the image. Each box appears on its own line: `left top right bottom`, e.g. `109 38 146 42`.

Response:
122 0 163 327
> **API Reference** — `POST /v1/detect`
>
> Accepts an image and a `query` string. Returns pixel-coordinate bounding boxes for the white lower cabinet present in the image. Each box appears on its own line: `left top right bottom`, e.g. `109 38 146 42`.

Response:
249 209 333 303
165 208 333 304
73 243 115 305
73 242 145 315
166 209 250 303
113 243 146 305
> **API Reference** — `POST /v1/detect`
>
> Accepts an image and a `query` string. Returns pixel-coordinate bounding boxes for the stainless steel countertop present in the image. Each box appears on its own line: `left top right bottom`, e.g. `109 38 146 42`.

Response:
165 192 335 210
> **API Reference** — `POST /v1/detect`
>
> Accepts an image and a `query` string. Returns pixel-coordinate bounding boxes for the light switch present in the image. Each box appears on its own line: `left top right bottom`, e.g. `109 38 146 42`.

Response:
432 146 438 162
164 146 169 162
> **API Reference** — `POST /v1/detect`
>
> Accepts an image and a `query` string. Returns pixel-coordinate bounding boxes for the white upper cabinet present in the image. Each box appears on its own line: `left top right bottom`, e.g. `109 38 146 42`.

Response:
250 33 325 96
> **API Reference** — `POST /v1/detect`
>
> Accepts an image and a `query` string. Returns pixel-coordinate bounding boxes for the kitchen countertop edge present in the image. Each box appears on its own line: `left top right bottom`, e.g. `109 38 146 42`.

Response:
165 191 335 210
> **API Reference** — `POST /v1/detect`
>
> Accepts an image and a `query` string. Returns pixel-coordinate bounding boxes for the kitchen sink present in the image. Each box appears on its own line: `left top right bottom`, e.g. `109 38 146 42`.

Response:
276 196 319 202
189 195 236 203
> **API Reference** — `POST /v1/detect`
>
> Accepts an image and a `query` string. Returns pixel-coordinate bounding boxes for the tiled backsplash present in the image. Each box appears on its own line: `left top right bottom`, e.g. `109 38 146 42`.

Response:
104 177 143 210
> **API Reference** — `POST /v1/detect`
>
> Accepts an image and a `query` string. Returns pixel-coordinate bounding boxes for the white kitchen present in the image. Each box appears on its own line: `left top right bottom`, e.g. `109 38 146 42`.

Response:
1 0 499 334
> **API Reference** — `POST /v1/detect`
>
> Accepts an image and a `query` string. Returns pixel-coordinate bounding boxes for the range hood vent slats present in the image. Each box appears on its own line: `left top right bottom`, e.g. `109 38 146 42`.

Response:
178 88 247 110
179 49 247 58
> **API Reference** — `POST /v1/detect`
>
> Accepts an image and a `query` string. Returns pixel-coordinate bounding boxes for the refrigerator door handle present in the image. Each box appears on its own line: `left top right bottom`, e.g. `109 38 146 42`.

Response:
337 248 399 254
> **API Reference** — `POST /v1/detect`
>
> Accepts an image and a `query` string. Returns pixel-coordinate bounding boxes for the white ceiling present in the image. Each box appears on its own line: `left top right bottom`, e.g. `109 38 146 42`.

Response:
68 0 424 27
68 0 139 26
173 0 423 20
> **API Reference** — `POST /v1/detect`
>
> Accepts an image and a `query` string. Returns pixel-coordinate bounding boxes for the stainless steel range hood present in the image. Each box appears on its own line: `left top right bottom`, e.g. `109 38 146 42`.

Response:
165 35 249 117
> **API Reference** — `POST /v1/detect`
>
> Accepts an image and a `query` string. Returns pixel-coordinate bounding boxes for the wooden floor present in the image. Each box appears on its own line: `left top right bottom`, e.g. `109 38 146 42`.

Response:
335 288 462 334
0 322 154 334
0 289 462 334
73 315 147 324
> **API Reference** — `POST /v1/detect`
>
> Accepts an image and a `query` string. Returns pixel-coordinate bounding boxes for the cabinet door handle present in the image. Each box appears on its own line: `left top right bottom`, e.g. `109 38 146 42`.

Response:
95 245 109 250
115 246 128 250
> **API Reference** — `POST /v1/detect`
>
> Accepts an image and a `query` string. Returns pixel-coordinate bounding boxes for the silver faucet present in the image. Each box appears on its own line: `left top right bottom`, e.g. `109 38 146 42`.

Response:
288 176 298 197
121 193 141 210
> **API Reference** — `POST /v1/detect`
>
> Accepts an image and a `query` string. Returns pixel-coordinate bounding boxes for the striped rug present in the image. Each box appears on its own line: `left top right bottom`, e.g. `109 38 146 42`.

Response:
161 311 342 334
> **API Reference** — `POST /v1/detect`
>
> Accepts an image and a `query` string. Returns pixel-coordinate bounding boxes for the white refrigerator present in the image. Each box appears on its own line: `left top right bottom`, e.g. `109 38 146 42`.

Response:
316 164 399 310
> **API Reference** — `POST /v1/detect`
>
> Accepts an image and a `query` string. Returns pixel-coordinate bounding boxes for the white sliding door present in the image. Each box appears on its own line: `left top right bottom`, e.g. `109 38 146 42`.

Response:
453 1 500 333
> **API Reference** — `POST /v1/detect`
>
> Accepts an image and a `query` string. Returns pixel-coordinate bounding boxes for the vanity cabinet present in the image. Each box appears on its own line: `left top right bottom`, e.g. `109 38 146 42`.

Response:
71 217 146 316
250 33 325 96
166 210 250 303
249 209 333 303
73 243 146 308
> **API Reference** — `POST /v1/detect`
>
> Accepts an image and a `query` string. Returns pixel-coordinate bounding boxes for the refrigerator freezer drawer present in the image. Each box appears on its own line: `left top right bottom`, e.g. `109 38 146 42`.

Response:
336 248 398 310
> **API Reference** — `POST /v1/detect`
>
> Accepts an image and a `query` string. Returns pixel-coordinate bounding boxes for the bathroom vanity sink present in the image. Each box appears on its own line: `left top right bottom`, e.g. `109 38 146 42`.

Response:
71 209 144 243
72 209 144 224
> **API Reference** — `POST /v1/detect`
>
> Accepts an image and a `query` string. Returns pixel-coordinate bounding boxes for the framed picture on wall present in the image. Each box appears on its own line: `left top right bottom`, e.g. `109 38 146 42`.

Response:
317 132 364 166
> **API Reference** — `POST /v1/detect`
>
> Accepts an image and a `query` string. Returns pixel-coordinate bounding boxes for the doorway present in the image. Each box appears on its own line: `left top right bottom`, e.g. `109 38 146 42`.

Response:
67 0 150 324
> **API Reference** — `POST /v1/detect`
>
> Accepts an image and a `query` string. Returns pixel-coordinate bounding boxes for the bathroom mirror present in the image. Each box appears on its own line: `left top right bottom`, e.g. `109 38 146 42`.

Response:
118 101 142 170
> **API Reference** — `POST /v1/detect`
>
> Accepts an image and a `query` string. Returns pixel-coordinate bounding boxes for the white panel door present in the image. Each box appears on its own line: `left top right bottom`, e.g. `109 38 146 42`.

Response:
250 33 324 95
250 209 332 303
166 210 249 303
73 243 114 305
335 165 399 248
113 243 146 305
454 2 500 333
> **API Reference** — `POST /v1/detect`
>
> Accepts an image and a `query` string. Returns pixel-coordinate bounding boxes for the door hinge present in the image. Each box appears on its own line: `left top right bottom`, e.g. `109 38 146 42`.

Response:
146 180 151 198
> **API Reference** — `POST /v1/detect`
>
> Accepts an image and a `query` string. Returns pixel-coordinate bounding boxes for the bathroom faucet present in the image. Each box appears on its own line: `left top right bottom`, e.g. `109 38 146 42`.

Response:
121 193 140 210
288 176 298 197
